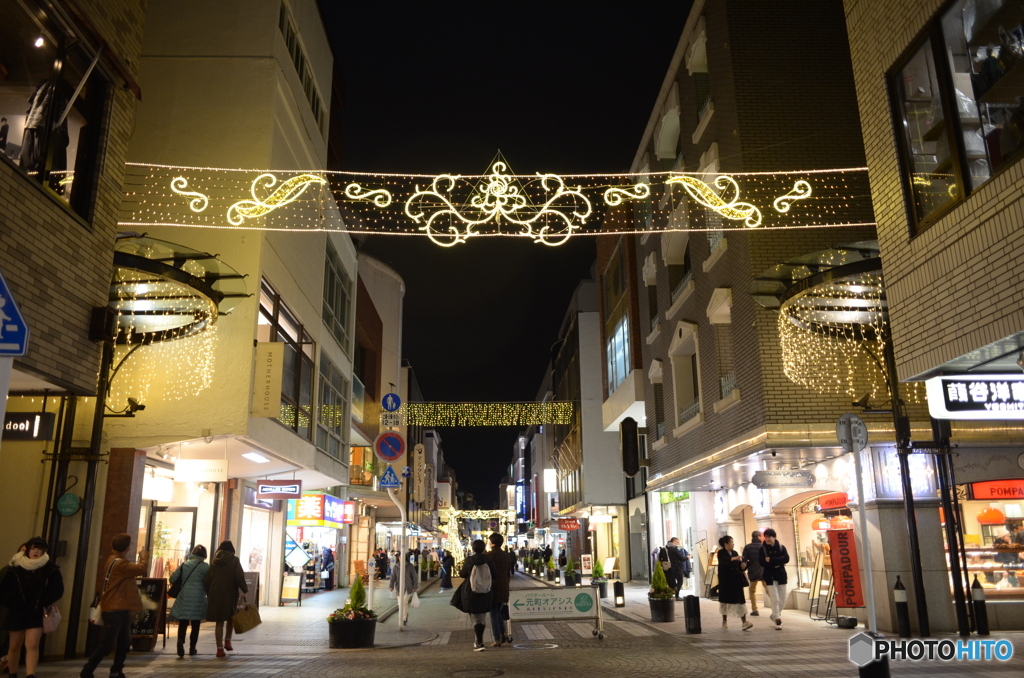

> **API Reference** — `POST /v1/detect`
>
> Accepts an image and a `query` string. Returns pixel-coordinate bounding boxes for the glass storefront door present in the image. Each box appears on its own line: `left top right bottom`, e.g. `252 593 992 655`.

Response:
147 506 197 579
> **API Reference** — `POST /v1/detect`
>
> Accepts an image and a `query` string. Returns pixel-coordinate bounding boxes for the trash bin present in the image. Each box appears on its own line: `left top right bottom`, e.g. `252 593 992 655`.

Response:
683 595 701 634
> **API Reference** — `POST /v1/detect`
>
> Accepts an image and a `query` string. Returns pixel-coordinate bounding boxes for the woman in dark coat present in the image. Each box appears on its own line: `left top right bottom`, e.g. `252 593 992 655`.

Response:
169 545 209 657
439 550 455 590
458 540 497 652
716 535 752 631
204 541 247 657
0 537 64 678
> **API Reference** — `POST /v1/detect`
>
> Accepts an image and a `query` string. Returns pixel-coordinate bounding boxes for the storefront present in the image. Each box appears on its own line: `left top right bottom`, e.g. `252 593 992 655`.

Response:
951 478 1024 600
239 486 284 606
139 463 219 580
285 492 353 594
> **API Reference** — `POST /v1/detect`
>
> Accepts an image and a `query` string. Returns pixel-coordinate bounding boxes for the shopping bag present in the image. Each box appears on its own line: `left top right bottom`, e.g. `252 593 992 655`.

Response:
231 603 262 634
42 604 62 634
410 591 421 608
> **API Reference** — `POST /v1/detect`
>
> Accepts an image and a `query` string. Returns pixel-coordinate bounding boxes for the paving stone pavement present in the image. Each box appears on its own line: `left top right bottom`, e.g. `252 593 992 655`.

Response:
27 572 1024 677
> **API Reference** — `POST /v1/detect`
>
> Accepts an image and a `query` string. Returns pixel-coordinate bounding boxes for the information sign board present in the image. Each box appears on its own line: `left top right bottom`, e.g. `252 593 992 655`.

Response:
508 590 597 620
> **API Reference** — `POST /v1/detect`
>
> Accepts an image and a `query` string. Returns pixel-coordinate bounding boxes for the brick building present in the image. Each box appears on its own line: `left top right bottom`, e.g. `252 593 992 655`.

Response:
845 0 1024 630
0 0 146 657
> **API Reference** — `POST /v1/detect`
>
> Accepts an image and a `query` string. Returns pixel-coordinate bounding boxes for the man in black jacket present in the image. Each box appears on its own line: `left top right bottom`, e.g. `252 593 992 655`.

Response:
758 528 790 630
741 531 764 615
666 538 688 600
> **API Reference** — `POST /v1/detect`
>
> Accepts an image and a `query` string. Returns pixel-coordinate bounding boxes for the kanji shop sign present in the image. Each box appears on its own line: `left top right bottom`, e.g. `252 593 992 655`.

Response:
926 374 1024 420
286 493 354 529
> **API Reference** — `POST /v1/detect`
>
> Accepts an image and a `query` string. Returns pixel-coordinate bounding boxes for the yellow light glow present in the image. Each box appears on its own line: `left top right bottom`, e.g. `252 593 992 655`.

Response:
170 177 209 212
343 183 392 207
604 183 651 206
772 180 812 213
666 174 762 227
400 402 573 427
227 173 327 225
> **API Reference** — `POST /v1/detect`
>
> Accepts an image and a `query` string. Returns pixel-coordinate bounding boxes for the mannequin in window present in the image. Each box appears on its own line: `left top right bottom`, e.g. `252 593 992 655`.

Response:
19 79 68 189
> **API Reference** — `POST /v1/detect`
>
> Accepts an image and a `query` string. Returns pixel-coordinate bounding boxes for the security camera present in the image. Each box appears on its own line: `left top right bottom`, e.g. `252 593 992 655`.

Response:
771 450 777 457
127 398 146 413
852 393 871 409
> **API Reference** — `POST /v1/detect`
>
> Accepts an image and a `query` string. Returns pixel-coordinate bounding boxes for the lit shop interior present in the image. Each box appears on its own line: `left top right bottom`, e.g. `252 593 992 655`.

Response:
948 479 1023 599
285 492 353 594
139 464 217 580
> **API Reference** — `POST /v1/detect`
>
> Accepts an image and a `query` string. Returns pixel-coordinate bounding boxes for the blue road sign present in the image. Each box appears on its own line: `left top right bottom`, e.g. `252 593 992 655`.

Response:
373 430 406 463
382 393 402 412
401 465 412 478
0 270 28 356
379 465 401 489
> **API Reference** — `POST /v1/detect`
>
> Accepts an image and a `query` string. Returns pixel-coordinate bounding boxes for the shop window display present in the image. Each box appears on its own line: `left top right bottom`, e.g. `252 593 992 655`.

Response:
891 0 1024 233
791 493 852 590
0 2 107 219
949 479 1023 599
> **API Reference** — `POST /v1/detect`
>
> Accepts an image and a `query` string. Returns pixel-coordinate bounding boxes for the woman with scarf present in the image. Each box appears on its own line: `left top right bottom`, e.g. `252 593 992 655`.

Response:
0 537 64 678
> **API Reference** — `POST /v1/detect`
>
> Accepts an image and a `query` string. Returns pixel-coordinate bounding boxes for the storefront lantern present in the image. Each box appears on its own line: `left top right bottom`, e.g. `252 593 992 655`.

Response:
976 507 1006 525
812 517 831 531
829 515 854 530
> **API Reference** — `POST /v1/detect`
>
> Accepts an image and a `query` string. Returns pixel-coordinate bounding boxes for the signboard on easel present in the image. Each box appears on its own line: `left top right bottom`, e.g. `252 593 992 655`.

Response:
130 578 167 651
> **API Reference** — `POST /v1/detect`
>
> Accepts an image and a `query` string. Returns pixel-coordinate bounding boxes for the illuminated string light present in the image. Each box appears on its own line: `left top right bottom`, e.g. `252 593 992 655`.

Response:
343 182 392 207
399 402 573 427
226 173 327 225
170 177 209 212
666 174 762 227
604 183 651 205
772 180 812 213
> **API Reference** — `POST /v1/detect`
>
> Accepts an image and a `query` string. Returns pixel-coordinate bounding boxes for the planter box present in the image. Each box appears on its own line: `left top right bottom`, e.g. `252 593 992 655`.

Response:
328 618 377 648
593 581 608 599
649 598 675 623
546 570 556 581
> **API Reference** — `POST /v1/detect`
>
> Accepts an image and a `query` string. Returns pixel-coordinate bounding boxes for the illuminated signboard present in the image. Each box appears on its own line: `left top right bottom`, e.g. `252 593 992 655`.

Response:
286 493 353 529
972 479 1024 500
926 374 1024 420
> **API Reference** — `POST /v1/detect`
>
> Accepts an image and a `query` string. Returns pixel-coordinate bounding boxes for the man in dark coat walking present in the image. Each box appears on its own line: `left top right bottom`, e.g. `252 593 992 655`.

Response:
486 534 511 647
741 531 764 616
758 528 789 630
666 538 689 600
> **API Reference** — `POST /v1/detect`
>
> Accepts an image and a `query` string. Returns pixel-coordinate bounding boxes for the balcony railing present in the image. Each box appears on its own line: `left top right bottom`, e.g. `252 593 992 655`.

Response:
351 374 365 423
707 228 725 253
670 269 693 304
720 372 736 399
678 399 701 426
697 93 712 122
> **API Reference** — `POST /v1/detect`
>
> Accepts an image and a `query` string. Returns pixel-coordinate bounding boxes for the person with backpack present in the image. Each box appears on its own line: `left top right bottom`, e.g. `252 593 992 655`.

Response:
389 551 417 626
168 545 209 657
0 537 63 678
758 528 790 630
459 540 497 651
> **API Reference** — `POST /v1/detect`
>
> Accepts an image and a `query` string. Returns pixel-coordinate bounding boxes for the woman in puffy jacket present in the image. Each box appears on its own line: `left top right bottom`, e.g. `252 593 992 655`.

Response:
168 545 210 657
0 537 64 678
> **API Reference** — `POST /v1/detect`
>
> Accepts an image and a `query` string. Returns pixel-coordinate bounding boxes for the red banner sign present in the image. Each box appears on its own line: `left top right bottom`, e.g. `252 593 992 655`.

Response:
972 479 1024 500
826 529 865 608
558 518 580 531
817 492 849 511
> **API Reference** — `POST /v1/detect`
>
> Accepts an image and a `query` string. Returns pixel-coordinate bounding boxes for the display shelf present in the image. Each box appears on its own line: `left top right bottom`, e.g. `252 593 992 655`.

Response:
968 3 1024 48
979 59 1024 104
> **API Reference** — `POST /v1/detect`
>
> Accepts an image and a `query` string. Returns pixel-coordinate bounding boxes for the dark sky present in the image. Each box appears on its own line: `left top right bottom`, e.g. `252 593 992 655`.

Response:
320 2 692 507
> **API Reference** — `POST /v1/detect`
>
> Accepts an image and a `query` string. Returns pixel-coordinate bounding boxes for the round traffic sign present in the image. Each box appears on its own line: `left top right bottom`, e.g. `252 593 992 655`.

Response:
374 431 406 462
381 393 402 412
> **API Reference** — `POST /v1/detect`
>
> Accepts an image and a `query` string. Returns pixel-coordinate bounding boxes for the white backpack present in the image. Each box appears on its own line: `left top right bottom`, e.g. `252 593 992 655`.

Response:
470 562 492 593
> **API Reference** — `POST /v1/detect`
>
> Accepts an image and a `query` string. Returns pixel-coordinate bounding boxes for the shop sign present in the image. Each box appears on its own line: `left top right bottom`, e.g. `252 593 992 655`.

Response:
286 492 347 528
558 518 580 531
817 492 850 511
971 479 1024 500
926 374 1024 419
3 412 56 440
751 470 815 489
251 342 284 417
826 529 865 608
580 553 593 574
174 458 228 483
256 479 303 500
508 589 598 620
56 492 81 517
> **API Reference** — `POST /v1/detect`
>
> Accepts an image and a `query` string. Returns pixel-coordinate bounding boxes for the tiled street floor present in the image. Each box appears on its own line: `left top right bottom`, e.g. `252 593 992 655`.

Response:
29 572 1024 678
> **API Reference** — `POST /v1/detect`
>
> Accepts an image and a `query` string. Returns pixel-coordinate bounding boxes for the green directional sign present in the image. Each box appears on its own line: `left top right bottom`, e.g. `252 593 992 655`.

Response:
512 600 524 610
507 590 599 620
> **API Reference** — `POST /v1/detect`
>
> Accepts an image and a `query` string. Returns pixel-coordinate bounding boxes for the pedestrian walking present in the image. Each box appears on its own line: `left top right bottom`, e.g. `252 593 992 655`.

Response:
508 548 518 575
741 531 764 616
0 542 25 675
80 533 148 678
666 538 688 600
716 535 752 631
486 534 511 647
758 528 790 630
168 545 209 658
458 540 496 652
439 550 455 590
0 537 63 678
204 541 248 657
389 551 417 625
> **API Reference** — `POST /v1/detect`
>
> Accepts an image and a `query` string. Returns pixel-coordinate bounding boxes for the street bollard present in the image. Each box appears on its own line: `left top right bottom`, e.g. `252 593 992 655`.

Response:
971 575 990 636
893 576 911 638
683 594 701 634
858 632 891 678
613 581 625 607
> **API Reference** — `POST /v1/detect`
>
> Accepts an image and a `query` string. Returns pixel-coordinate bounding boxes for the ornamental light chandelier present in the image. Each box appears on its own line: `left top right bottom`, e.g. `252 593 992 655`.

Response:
120 156 875 247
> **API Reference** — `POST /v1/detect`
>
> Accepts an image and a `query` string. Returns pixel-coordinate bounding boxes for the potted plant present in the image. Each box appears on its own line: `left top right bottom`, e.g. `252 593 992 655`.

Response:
566 558 579 587
591 560 608 598
327 576 377 648
546 556 557 582
647 562 676 622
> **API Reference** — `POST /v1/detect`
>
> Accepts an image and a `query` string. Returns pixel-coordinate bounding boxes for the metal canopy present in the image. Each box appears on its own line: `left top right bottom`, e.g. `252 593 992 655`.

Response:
108 234 248 344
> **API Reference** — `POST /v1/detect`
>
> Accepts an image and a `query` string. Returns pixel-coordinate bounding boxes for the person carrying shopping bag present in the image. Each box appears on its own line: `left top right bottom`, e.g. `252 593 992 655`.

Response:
0 537 63 678
204 541 248 657
168 545 209 657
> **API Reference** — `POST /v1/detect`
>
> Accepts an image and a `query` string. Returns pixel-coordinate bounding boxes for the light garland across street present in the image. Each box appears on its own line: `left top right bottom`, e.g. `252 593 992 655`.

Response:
120 161 875 246
400 402 573 427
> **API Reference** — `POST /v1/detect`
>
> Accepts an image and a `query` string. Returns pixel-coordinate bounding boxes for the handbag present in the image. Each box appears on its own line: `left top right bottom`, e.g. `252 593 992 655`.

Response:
449 580 468 612
231 603 262 634
167 560 197 599
42 604 61 634
410 591 421 608
89 558 120 626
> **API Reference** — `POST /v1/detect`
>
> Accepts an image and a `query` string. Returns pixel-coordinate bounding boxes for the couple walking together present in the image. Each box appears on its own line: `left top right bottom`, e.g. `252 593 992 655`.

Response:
452 533 511 651
717 528 789 631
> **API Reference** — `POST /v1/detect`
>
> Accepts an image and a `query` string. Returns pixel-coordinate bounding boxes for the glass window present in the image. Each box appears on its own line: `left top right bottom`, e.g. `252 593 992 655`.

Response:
316 356 348 459
258 278 315 439
322 240 352 352
606 314 630 394
0 2 108 219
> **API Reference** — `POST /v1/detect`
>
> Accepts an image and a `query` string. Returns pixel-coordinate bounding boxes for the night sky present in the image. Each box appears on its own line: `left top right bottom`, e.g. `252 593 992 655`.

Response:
320 2 693 507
